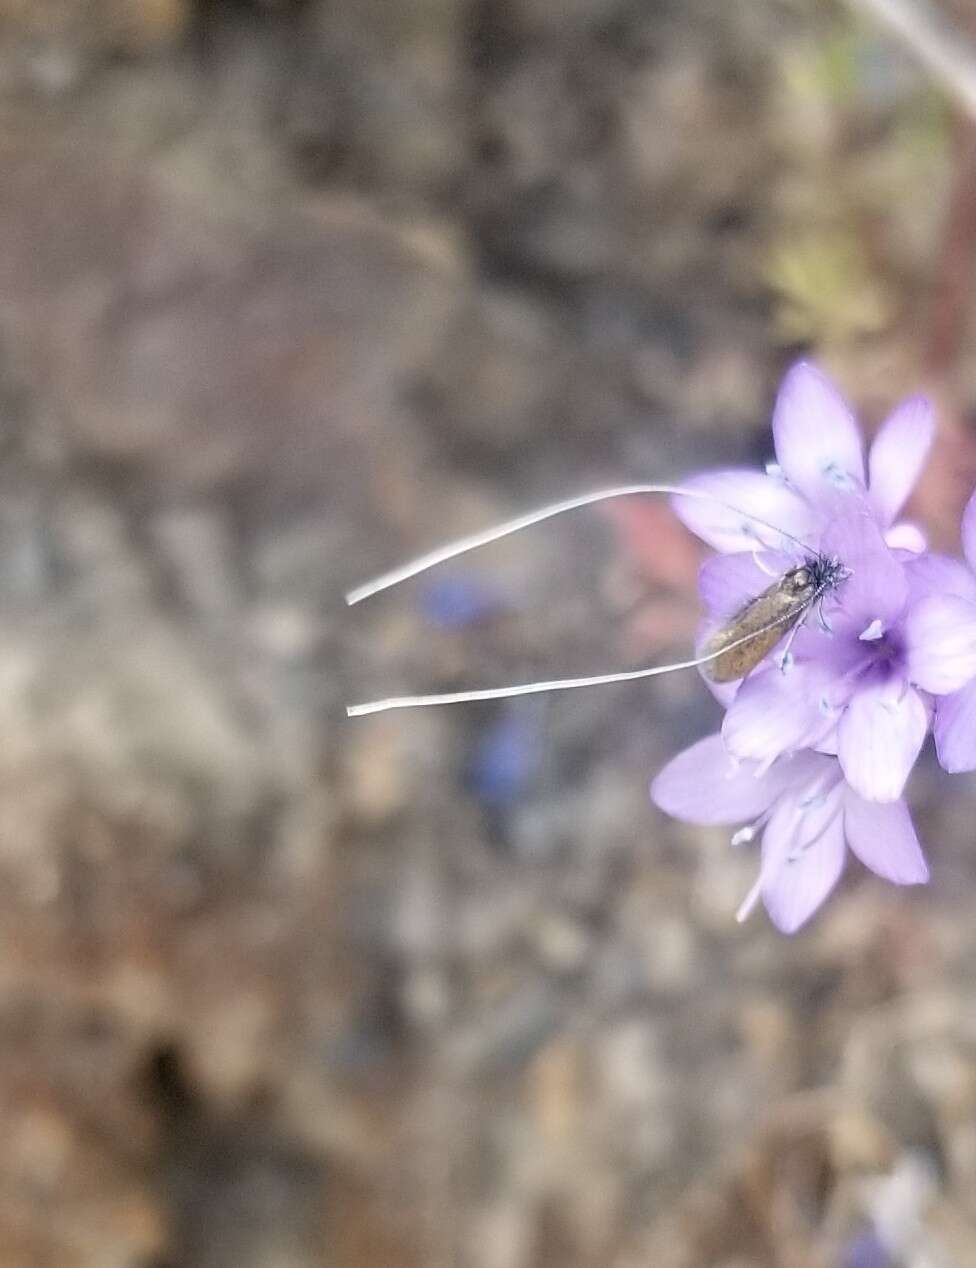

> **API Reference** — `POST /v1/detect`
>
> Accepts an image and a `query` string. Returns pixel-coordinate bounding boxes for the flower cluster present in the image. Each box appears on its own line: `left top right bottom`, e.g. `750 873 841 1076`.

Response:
651 362 976 933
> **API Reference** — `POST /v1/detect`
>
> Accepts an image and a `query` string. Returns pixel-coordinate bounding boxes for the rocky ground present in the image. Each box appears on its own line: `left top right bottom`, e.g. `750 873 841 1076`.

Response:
0 1 974 1265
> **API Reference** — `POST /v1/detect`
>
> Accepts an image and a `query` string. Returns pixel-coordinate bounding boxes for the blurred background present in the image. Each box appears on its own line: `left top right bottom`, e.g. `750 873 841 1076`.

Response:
3 1 976 1265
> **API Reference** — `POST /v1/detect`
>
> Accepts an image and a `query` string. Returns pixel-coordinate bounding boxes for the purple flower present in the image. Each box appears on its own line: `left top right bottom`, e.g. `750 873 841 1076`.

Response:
667 365 976 801
645 363 959 930
717 509 976 801
673 361 934 555
651 735 928 934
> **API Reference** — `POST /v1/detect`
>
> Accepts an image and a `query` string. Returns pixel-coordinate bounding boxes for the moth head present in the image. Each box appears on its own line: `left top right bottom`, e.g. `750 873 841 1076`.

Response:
784 565 814 595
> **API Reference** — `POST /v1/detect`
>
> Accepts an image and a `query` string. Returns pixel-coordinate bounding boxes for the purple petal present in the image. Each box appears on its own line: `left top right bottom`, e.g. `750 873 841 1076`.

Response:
814 732 839 756
821 509 908 630
868 395 934 525
934 679 976 773
963 486 976 574
672 470 814 553
905 551 976 604
698 551 793 618
844 792 928 884
837 679 928 802
722 662 840 764
789 620 870 676
904 594 976 694
650 735 778 824
651 737 832 826
761 793 846 933
772 362 866 504
702 677 738 708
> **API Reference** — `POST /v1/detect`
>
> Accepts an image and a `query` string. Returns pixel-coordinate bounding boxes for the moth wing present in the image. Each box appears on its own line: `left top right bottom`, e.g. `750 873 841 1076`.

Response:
701 579 812 683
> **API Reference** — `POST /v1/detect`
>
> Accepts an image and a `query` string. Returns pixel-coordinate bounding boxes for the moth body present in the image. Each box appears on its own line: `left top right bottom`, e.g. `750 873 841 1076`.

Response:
702 555 848 684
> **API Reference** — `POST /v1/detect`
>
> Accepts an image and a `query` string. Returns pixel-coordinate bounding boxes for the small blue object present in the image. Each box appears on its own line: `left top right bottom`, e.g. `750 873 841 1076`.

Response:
468 713 538 808
421 575 503 628
842 1230 891 1268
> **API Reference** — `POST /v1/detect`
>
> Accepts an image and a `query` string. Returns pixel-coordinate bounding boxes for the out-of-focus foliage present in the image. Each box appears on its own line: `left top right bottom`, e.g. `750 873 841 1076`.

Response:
767 226 893 345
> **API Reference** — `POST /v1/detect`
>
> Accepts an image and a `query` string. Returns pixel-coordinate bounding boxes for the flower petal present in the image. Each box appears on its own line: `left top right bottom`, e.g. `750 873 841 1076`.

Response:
905 551 976 605
934 679 976 773
651 737 833 825
868 395 934 525
761 795 847 933
963 487 976 575
646 735 770 821
697 551 793 618
820 508 908 630
837 679 928 802
772 362 866 504
672 471 814 553
844 793 928 884
650 735 778 824
789 620 869 676
905 594 976 694
722 661 840 764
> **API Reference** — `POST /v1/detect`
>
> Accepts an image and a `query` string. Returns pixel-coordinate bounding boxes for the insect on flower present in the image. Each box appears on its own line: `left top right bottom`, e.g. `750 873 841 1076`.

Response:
346 361 958 934
702 552 850 683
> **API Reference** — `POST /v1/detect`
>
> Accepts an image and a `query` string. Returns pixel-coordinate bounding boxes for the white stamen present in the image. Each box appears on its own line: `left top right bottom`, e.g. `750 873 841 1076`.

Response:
731 804 775 847
859 618 885 641
788 814 841 863
736 875 763 923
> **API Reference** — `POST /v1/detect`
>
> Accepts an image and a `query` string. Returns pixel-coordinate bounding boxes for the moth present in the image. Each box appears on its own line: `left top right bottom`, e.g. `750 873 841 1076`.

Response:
345 484 851 716
702 553 849 683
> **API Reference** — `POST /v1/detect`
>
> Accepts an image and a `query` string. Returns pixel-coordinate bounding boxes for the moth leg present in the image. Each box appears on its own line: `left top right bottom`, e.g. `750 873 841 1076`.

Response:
777 609 807 672
816 595 833 634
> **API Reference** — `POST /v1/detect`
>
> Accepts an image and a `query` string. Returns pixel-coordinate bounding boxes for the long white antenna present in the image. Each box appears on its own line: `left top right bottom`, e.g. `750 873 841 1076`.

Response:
345 612 799 716
345 483 813 606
